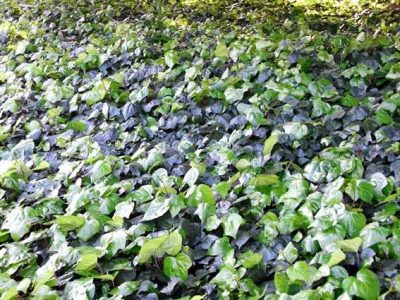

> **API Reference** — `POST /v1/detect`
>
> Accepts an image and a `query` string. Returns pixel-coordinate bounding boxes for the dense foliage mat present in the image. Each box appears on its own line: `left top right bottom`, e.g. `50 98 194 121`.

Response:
0 0 400 299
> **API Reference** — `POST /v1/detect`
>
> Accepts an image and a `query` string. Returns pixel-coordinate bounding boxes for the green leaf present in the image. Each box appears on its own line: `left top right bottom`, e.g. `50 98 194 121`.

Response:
327 249 346 267
100 230 127 257
286 261 320 285
197 184 215 205
211 266 238 288
82 80 109 105
76 253 98 272
205 215 221 231
183 167 199 187
0 287 17 300
357 181 375 204
162 230 183 256
340 211 366 237
64 278 95 299
317 50 334 63
308 79 337 98
214 43 229 59
185 66 197 80
242 251 262 269
77 219 101 242
224 86 244 103
16 278 30 294
138 234 168 263
283 122 308 139
255 40 268 50
312 98 332 117
24 120 41 133
282 242 298 264
386 63 400 80
263 131 279 155
163 253 192 281
215 182 230 198
194 203 215 224
114 201 135 219
90 160 112 182
138 231 182 263
235 159 251 171
15 40 28 55
343 269 380 300
274 272 289 293
222 212 243 238
66 120 86 132
1 206 33 241
165 51 178 68
341 94 359 107
375 109 393 125
142 200 170 221
254 174 280 186
208 237 232 256
336 237 363 252
54 215 84 231
360 222 389 249
113 281 140 297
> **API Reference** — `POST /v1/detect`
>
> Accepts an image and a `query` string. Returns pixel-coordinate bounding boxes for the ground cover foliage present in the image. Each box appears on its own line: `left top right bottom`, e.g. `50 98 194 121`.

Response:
0 0 400 299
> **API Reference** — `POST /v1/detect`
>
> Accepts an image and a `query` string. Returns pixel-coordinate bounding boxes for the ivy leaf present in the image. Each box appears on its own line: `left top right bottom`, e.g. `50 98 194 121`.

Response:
100 230 127 258
215 182 230 198
281 242 298 264
1 287 18 300
340 211 366 238
82 80 109 105
165 51 178 68
142 200 170 221
163 253 192 281
222 212 243 238
254 174 280 186
255 40 268 50
194 203 214 224
263 131 279 155
66 120 86 132
224 86 244 103
197 184 215 205
360 222 389 249
283 122 308 139
343 269 380 300
356 181 375 204
336 237 363 252
208 237 232 256
112 281 140 297
214 43 229 59
1 206 33 241
308 79 337 98
183 167 199 187
76 253 98 272
375 109 393 125
15 40 29 55
327 249 346 267
90 160 112 182
211 266 239 289
235 158 251 171
386 63 400 80
77 219 101 241
274 273 290 293
160 230 182 256
138 231 182 263
286 261 320 285
54 215 84 231
114 201 135 219
241 251 262 269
